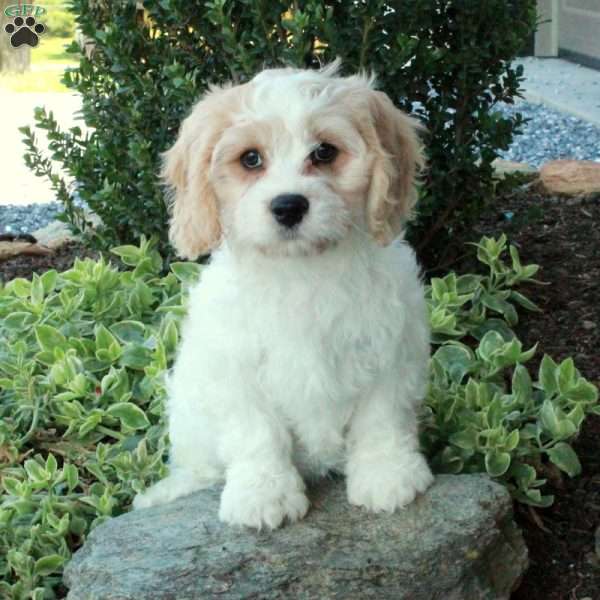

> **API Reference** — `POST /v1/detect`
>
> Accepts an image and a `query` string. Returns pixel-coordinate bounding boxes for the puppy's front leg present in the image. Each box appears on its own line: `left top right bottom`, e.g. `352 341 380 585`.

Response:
346 373 433 512
218 407 309 530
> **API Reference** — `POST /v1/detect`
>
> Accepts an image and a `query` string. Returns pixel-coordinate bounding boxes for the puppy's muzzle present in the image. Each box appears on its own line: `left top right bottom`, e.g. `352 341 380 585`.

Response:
270 194 309 228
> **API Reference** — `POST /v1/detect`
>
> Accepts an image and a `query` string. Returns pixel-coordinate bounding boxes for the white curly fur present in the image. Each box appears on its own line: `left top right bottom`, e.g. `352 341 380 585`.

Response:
133 63 434 529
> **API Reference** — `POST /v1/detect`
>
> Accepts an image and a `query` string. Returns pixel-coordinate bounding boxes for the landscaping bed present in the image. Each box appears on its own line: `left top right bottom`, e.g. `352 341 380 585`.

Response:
465 187 600 600
1 187 599 599
0 242 98 284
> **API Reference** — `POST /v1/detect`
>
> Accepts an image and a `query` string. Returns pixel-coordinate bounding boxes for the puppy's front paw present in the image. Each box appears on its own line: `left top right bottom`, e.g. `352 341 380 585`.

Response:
347 451 433 513
219 465 309 530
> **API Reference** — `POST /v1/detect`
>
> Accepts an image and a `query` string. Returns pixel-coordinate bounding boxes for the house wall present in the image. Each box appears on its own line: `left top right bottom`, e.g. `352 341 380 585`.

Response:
535 0 600 68
558 0 600 69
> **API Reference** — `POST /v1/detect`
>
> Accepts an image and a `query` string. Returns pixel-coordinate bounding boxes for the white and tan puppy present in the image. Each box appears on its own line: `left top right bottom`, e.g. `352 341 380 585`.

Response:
134 62 434 529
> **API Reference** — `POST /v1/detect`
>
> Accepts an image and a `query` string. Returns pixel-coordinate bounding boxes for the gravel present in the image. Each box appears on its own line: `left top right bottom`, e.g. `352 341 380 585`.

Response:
0 202 61 236
494 100 600 167
1 101 599 237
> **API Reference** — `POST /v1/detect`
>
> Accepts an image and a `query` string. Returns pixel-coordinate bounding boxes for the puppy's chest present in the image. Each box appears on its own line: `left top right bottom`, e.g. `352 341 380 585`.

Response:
250 292 397 409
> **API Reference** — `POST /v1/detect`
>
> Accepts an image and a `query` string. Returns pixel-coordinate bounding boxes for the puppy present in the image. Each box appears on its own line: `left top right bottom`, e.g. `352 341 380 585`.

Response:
134 61 434 529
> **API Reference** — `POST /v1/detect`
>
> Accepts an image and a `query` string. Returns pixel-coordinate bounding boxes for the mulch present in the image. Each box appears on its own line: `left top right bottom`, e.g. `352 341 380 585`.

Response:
0 241 98 283
460 186 600 600
1 187 599 599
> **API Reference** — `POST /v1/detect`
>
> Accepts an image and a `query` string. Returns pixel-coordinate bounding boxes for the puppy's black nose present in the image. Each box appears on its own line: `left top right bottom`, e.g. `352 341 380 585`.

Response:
270 194 309 228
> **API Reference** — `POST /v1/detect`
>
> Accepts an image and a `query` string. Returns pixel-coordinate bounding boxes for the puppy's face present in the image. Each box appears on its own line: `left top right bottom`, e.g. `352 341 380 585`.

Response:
165 63 424 259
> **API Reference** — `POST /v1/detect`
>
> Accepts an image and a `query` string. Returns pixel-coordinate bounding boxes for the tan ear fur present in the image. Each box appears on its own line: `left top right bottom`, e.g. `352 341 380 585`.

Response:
164 84 240 259
367 91 425 245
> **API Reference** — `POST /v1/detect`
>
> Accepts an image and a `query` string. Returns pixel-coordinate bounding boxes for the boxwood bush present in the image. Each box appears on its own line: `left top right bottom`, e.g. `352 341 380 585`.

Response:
21 0 536 258
0 235 597 598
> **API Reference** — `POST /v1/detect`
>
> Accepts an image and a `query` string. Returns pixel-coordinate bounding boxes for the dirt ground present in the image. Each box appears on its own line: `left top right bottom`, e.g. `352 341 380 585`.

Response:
465 186 600 600
1 187 599 599
0 241 98 283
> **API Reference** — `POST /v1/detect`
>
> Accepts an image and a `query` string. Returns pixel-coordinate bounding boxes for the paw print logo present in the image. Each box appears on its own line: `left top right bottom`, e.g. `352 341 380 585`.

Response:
4 16 45 48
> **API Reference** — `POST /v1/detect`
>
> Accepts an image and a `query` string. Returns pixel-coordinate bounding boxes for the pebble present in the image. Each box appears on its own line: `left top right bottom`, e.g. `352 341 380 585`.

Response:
494 101 600 167
0 202 61 236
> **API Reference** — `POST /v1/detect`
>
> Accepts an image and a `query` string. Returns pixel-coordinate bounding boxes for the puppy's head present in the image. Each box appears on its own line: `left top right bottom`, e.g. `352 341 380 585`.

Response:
164 62 424 259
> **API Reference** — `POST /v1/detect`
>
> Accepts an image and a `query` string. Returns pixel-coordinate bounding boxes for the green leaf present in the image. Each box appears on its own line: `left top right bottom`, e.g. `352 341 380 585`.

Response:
24 459 47 483
63 464 79 491
45 453 58 477
2 477 21 496
509 461 537 487
480 292 507 315
566 403 585 429
546 442 582 477
107 402 150 430
449 429 478 450
433 344 475 384
556 418 577 439
455 274 481 294
504 428 520 451
95 324 119 351
78 412 103 437
470 318 515 342
35 324 67 352
477 330 505 362
436 446 464 474
119 344 153 370
110 244 141 266
539 400 560 437
538 355 558 396
521 264 540 280
34 555 65 576
30 274 45 305
557 358 576 394
161 318 179 353
509 290 540 312
464 378 480 407
110 320 146 344
170 262 202 284
522 489 554 508
3 311 38 331
566 380 598 403
430 278 447 301
41 269 58 294
512 364 532 403
485 450 511 477
509 245 522 272
9 277 31 298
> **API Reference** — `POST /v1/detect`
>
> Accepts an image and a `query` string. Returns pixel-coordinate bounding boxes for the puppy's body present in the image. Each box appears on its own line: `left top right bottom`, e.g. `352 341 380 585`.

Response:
134 63 434 528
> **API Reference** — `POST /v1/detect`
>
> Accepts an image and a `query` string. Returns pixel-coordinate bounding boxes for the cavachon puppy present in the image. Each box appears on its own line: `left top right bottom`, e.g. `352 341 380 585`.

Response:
134 61 434 529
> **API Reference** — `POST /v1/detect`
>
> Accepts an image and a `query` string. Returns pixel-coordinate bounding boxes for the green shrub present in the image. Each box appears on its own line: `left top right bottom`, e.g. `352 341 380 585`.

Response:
0 234 597 597
21 0 536 257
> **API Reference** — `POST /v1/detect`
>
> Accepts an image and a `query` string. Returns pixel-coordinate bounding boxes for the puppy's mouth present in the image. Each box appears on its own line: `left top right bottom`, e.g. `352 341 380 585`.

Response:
257 232 338 257
279 225 302 241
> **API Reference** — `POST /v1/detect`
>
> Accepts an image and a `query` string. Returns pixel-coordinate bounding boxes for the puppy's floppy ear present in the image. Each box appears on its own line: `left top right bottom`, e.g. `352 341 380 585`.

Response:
163 85 234 259
366 90 425 245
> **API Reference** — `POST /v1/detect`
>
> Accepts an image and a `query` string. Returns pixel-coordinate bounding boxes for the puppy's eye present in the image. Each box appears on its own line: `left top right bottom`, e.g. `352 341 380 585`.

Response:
310 143 338 165
240 149 263 169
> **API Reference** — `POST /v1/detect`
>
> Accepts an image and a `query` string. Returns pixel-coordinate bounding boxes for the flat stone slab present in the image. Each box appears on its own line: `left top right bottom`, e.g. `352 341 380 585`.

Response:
64 474 528 600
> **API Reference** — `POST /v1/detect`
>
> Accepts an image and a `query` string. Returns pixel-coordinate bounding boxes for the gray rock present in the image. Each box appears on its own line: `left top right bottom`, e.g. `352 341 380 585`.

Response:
64 474 528 600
